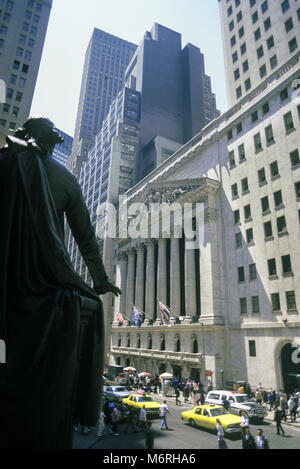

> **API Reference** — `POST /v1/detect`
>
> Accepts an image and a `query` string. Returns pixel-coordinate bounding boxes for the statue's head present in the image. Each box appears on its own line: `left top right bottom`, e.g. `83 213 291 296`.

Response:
18 116 64 155
23 116 64 143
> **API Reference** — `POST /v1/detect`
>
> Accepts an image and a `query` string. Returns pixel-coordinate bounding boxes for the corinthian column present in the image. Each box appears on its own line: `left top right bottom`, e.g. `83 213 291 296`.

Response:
126 248 136 316
145 240 156 320
135 243 145 311
157 238 167 318
117 252 128 317
170 237 181 317
185 246 197 317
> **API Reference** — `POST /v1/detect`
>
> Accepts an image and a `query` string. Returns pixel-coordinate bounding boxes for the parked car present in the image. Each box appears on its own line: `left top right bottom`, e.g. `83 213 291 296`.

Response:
181 405 242 434
122 394 161 420
205 390 268 422
103 385 131 399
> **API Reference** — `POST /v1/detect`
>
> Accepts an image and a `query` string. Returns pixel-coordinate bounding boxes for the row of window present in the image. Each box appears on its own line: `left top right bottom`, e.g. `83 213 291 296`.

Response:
233 33 298 85
233 187 287 225
227 0 292 18
240 290 297 315
228 88 298 142
237 255 293 285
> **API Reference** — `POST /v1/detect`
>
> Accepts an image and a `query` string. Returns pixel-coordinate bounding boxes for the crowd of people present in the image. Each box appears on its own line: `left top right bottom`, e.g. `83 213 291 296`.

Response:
95 375 300 449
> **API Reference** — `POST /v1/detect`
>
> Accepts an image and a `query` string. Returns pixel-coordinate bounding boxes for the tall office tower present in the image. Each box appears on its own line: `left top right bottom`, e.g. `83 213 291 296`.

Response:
67 28 137 175
0 0 52 145
124 23 220 179
52 128 73 166
68 86 141 286
68 23 220 362
219 0 300 106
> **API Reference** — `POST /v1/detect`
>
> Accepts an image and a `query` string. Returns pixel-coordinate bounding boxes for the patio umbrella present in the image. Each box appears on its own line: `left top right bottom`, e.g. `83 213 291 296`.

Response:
159 372 173 379
138 372 152 377
123 366 136 372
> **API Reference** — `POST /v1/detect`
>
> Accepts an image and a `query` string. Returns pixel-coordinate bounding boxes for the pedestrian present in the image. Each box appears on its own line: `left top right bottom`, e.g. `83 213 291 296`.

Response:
279 393 288 421
240 411 249 434
242 427 255 449
124 406 138 433
160 400 170 430
97 409 105 438
238 384 245 394
183 384 190 403
255 388 263 404
175 387 181 406
216 419 228 449
222 396 230 411
139 405 147 431
145 422 154 449
274 405 285 436
255 429 269 449
267 391 275 411
112 404 120 436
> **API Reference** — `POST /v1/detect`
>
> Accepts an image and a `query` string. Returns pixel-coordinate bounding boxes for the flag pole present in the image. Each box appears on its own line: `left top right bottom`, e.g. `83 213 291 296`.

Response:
156 297 181 320
114 309 131 322
132 304 153 322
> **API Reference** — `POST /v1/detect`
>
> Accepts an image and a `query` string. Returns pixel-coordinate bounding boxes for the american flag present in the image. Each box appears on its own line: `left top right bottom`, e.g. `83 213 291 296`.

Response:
159 301 172 327
131 305 143 327
116 311 126 325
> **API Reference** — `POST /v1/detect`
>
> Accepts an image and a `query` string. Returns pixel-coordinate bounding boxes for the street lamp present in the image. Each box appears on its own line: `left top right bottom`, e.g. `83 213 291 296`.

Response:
220 369 224 389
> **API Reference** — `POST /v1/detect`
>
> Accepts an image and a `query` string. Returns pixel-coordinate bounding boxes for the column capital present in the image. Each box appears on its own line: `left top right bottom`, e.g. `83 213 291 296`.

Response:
145 239 156 248
135 242 145 252
117 251 128 262
127 247 136 256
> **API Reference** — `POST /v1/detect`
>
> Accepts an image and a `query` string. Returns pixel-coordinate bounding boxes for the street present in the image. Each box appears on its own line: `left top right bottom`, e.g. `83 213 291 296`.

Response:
73 394 300 450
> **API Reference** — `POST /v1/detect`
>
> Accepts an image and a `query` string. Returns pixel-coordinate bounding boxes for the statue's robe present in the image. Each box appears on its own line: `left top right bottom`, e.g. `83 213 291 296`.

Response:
0 139 106 448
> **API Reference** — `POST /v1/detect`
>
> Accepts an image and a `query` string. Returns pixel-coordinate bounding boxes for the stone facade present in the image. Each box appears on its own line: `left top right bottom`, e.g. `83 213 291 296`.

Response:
109 54 300 392
218 0 300 106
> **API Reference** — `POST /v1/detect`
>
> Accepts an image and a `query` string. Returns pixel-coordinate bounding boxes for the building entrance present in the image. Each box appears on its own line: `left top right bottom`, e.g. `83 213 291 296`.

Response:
281 343 300 393
172 365 182 379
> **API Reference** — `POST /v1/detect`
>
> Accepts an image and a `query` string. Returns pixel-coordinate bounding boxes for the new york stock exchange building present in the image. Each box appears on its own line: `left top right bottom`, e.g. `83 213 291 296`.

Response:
106 57 300 393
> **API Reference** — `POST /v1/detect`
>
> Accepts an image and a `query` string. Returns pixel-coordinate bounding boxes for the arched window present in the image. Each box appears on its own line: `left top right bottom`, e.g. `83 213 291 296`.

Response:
127 335 131 348
147 336 152 350
176 339 181 352
116 357 121 366
117 335 121 347
160 336 165 351
136 336 141 348
192 339 198 354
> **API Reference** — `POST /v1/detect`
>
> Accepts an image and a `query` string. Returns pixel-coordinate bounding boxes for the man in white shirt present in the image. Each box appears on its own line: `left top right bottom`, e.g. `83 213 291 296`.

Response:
160 400 170 430
255 428 269 449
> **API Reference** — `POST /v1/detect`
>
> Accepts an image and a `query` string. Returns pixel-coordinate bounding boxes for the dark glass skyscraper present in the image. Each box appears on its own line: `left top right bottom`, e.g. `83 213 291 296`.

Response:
67 28 137 175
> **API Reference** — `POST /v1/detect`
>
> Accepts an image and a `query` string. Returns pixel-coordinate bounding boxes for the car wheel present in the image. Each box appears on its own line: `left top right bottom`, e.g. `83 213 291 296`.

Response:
189 418 196 427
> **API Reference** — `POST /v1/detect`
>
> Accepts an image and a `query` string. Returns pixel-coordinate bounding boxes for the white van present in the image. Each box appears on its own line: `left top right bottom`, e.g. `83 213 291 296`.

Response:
205 390 268 422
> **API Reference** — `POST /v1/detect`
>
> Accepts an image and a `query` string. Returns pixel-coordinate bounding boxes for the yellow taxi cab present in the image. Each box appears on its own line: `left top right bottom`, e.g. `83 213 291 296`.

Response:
181 404 242 434
122 393 161 420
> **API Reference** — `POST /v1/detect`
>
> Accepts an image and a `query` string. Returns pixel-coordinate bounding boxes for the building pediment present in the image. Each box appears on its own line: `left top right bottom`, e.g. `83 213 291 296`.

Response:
125 177 219 206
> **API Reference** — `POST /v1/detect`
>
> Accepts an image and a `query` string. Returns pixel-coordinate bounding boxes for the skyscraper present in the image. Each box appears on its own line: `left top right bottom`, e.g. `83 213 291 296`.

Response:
125 23 220 179
67 28 137 175
0 0 52 145
219 0 300 106
68 23 220 361
52 128 73 167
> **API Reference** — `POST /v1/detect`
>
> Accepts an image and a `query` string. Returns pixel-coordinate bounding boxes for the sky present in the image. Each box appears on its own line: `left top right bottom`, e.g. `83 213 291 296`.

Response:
30 0 228 137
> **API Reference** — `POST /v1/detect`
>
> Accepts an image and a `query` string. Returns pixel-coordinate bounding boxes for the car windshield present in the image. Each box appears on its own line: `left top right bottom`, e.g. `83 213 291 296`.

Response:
209 408 229 417
235 396 250 403
114 387 126 392
137 396 153 402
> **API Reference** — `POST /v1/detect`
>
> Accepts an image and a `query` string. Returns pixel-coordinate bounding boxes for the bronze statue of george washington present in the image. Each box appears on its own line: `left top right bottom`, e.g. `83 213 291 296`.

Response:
0 117 121 449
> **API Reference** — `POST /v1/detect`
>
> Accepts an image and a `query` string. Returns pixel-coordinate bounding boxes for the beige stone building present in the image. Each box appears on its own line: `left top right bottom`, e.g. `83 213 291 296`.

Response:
0 0 52 145
109 52 300 392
